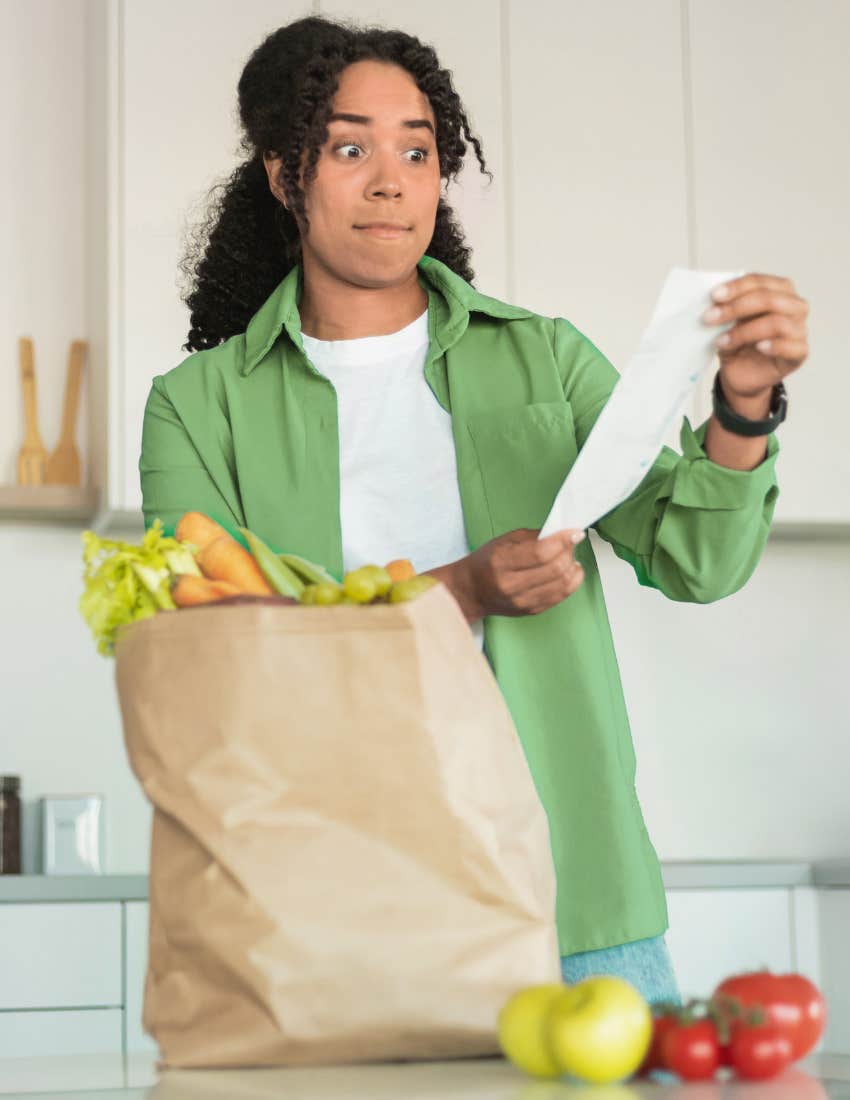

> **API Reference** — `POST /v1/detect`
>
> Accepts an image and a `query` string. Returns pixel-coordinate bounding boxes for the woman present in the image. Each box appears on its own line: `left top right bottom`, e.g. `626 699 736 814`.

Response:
141 15 809 1006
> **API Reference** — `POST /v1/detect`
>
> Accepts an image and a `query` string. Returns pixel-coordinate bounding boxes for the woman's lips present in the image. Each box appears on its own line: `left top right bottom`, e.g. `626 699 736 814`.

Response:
355 225 410 239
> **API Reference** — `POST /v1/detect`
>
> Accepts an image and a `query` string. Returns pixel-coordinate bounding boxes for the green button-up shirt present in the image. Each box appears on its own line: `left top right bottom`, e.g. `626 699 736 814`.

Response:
140 254 780 956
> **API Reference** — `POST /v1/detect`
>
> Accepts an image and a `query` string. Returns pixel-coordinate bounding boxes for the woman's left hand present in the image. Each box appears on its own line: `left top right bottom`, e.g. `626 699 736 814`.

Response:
703 273 810 400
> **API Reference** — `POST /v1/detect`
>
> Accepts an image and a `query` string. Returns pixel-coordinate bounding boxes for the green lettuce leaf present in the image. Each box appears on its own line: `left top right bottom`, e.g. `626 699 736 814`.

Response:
79 519 197 657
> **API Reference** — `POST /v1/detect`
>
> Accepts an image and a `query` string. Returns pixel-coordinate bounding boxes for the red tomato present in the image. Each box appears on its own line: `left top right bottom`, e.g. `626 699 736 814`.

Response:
712 970 827 1062
635 1014 679 1076
660 1019 721 1081
729 1020 794 1080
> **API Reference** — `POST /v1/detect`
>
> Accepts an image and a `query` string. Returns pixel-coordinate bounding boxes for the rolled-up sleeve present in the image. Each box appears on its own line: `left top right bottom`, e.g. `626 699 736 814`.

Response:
554 315 780 603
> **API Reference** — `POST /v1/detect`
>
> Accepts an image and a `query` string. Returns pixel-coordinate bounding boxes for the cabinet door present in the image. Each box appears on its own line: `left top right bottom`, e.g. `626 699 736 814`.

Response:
124 900 157 1053
0 902 121 1009
687 0 850 524
817 889 850 1054
508 0 692 455
0 1009 122 1058
665 888 793 1000
116 0 317 514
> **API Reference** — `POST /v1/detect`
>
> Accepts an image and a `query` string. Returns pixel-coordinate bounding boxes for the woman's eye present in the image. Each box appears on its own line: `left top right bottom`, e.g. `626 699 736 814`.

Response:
332 142 430 163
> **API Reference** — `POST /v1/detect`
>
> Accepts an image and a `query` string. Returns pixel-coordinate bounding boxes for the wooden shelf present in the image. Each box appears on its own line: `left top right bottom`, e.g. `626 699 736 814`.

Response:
0 484 99 523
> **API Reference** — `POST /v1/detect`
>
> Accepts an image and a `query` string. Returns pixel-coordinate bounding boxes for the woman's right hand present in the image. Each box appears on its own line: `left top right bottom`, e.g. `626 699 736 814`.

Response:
425 528 586 623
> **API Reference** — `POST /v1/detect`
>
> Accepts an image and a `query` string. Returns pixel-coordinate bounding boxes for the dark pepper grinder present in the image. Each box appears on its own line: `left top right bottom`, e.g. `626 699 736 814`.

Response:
0 776 21 874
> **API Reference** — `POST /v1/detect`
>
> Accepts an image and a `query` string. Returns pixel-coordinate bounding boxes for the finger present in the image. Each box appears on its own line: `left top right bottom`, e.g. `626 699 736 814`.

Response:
504 551 581 595
516 563 585 613
716 313 805 353
712 273 796 303
750 337 808 362
705 289 806 327
505 529 584 571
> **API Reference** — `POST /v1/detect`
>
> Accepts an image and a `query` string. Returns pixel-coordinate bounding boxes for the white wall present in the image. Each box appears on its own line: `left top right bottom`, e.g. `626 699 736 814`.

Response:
1 0 848 873
2 524 847 874
0 524 151 874
595 532 850 858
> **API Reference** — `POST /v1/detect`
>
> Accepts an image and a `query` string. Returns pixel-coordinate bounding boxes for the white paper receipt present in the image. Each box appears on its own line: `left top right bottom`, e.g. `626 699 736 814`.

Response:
539 266 745 539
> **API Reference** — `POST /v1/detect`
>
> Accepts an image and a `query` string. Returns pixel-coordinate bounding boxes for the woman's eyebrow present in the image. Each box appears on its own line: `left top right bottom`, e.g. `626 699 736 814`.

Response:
328 111 435 136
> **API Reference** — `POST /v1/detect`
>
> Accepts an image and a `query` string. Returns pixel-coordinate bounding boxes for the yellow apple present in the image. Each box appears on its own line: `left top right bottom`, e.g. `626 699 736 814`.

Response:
543 975 653 1084
497 983 566 1078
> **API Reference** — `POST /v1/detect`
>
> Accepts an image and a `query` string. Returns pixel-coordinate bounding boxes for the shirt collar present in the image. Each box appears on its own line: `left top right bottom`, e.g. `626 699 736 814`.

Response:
240 254 535 376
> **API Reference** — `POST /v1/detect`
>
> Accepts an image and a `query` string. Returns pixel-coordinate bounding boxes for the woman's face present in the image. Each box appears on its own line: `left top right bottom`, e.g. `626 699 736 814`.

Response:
265 59 442 286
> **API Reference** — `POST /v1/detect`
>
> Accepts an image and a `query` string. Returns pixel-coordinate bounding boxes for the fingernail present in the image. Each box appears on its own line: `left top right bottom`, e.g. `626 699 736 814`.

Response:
712 285 730 300
571 530 586 544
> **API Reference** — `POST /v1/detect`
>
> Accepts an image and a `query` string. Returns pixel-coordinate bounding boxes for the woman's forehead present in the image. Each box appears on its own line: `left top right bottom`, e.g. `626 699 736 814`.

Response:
332 60 435 125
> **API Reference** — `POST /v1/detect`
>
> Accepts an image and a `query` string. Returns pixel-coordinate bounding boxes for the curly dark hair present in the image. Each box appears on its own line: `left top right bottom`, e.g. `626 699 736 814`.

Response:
178 14 494 353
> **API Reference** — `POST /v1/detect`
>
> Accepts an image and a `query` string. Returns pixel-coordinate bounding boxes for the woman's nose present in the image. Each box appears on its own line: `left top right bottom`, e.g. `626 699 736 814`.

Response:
367 148 402 198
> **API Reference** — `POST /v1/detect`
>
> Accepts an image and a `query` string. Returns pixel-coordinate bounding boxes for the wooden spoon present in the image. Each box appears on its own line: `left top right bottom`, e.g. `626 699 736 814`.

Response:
17 337 48 485
45 339 87 485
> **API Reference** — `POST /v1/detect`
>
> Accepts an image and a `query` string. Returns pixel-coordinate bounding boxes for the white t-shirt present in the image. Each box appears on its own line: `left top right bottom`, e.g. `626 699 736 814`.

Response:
300 307 484 650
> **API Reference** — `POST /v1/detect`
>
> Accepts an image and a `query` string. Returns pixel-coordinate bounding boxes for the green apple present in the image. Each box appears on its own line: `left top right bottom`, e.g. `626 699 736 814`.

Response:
543 975 653 1084
497 983 566 1078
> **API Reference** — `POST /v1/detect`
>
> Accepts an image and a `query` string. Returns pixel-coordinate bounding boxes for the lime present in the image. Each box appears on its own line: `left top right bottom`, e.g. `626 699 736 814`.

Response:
343 569 378 604
388 575 438 603
361 564 393 597
314 581 343 605
300 584 319 605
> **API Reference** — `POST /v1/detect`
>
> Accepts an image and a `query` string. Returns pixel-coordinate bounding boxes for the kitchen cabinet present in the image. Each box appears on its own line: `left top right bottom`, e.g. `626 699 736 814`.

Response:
0 868 840 1058
124 901 157 1054
815 887 850 1055
508 0 691 461
0 1010 123 1059
666 887 794 999
0 901 123 1058
0 902 121 1010
90 0 689 522
80 0 850 532
685 0 850 525
86 0 316 525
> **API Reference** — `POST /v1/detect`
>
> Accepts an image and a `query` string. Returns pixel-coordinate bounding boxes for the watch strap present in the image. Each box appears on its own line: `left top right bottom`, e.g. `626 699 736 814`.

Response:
712 372 788 437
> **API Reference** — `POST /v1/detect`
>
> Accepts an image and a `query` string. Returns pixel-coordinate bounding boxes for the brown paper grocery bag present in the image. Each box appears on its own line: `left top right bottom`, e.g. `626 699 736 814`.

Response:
115 584 561 1069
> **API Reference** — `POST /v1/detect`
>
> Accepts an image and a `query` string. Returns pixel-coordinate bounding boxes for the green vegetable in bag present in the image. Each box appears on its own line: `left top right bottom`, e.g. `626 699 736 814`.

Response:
79 520 200 656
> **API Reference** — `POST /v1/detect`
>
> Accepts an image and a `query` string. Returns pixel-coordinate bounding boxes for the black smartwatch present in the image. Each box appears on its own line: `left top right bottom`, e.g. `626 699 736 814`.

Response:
712 372 788 437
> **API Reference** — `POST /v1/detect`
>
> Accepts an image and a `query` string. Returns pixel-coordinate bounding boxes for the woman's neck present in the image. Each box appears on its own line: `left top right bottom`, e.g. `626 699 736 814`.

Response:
298 259 428 340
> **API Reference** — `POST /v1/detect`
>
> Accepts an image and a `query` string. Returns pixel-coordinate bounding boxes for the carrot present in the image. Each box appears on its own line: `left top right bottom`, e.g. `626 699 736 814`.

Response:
196 535 274 595
175 511 231 553
385 558 416 583
172 575 242 607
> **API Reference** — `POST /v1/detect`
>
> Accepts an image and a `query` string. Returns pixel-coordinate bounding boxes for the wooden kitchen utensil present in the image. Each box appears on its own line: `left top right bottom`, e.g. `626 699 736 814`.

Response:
45 339 87 485
17 337 48 485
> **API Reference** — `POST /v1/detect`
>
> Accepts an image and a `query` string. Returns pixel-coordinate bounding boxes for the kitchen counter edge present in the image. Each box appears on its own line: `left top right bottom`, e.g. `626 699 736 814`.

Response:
1 860 849 903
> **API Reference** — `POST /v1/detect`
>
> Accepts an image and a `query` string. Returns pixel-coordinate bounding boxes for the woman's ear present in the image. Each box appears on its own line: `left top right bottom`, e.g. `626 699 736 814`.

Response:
262 152 289 207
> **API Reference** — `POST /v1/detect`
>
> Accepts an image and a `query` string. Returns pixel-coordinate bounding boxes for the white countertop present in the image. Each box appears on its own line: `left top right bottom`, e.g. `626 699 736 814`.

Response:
0 1050 847 1099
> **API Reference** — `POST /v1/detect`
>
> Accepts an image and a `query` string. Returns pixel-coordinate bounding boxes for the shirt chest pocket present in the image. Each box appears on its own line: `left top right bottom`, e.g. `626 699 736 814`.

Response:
465 400 579 537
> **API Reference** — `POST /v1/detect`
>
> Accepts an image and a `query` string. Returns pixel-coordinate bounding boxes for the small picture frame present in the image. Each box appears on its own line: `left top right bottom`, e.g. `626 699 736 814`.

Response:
41 795 105 875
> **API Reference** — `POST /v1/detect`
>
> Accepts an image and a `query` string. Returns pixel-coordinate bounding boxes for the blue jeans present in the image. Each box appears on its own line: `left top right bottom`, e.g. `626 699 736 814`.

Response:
560 934 683 1007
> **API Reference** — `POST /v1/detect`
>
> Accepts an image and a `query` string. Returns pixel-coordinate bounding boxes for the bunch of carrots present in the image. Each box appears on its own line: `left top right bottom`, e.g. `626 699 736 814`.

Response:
172 512 418 606
80 510 434 657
